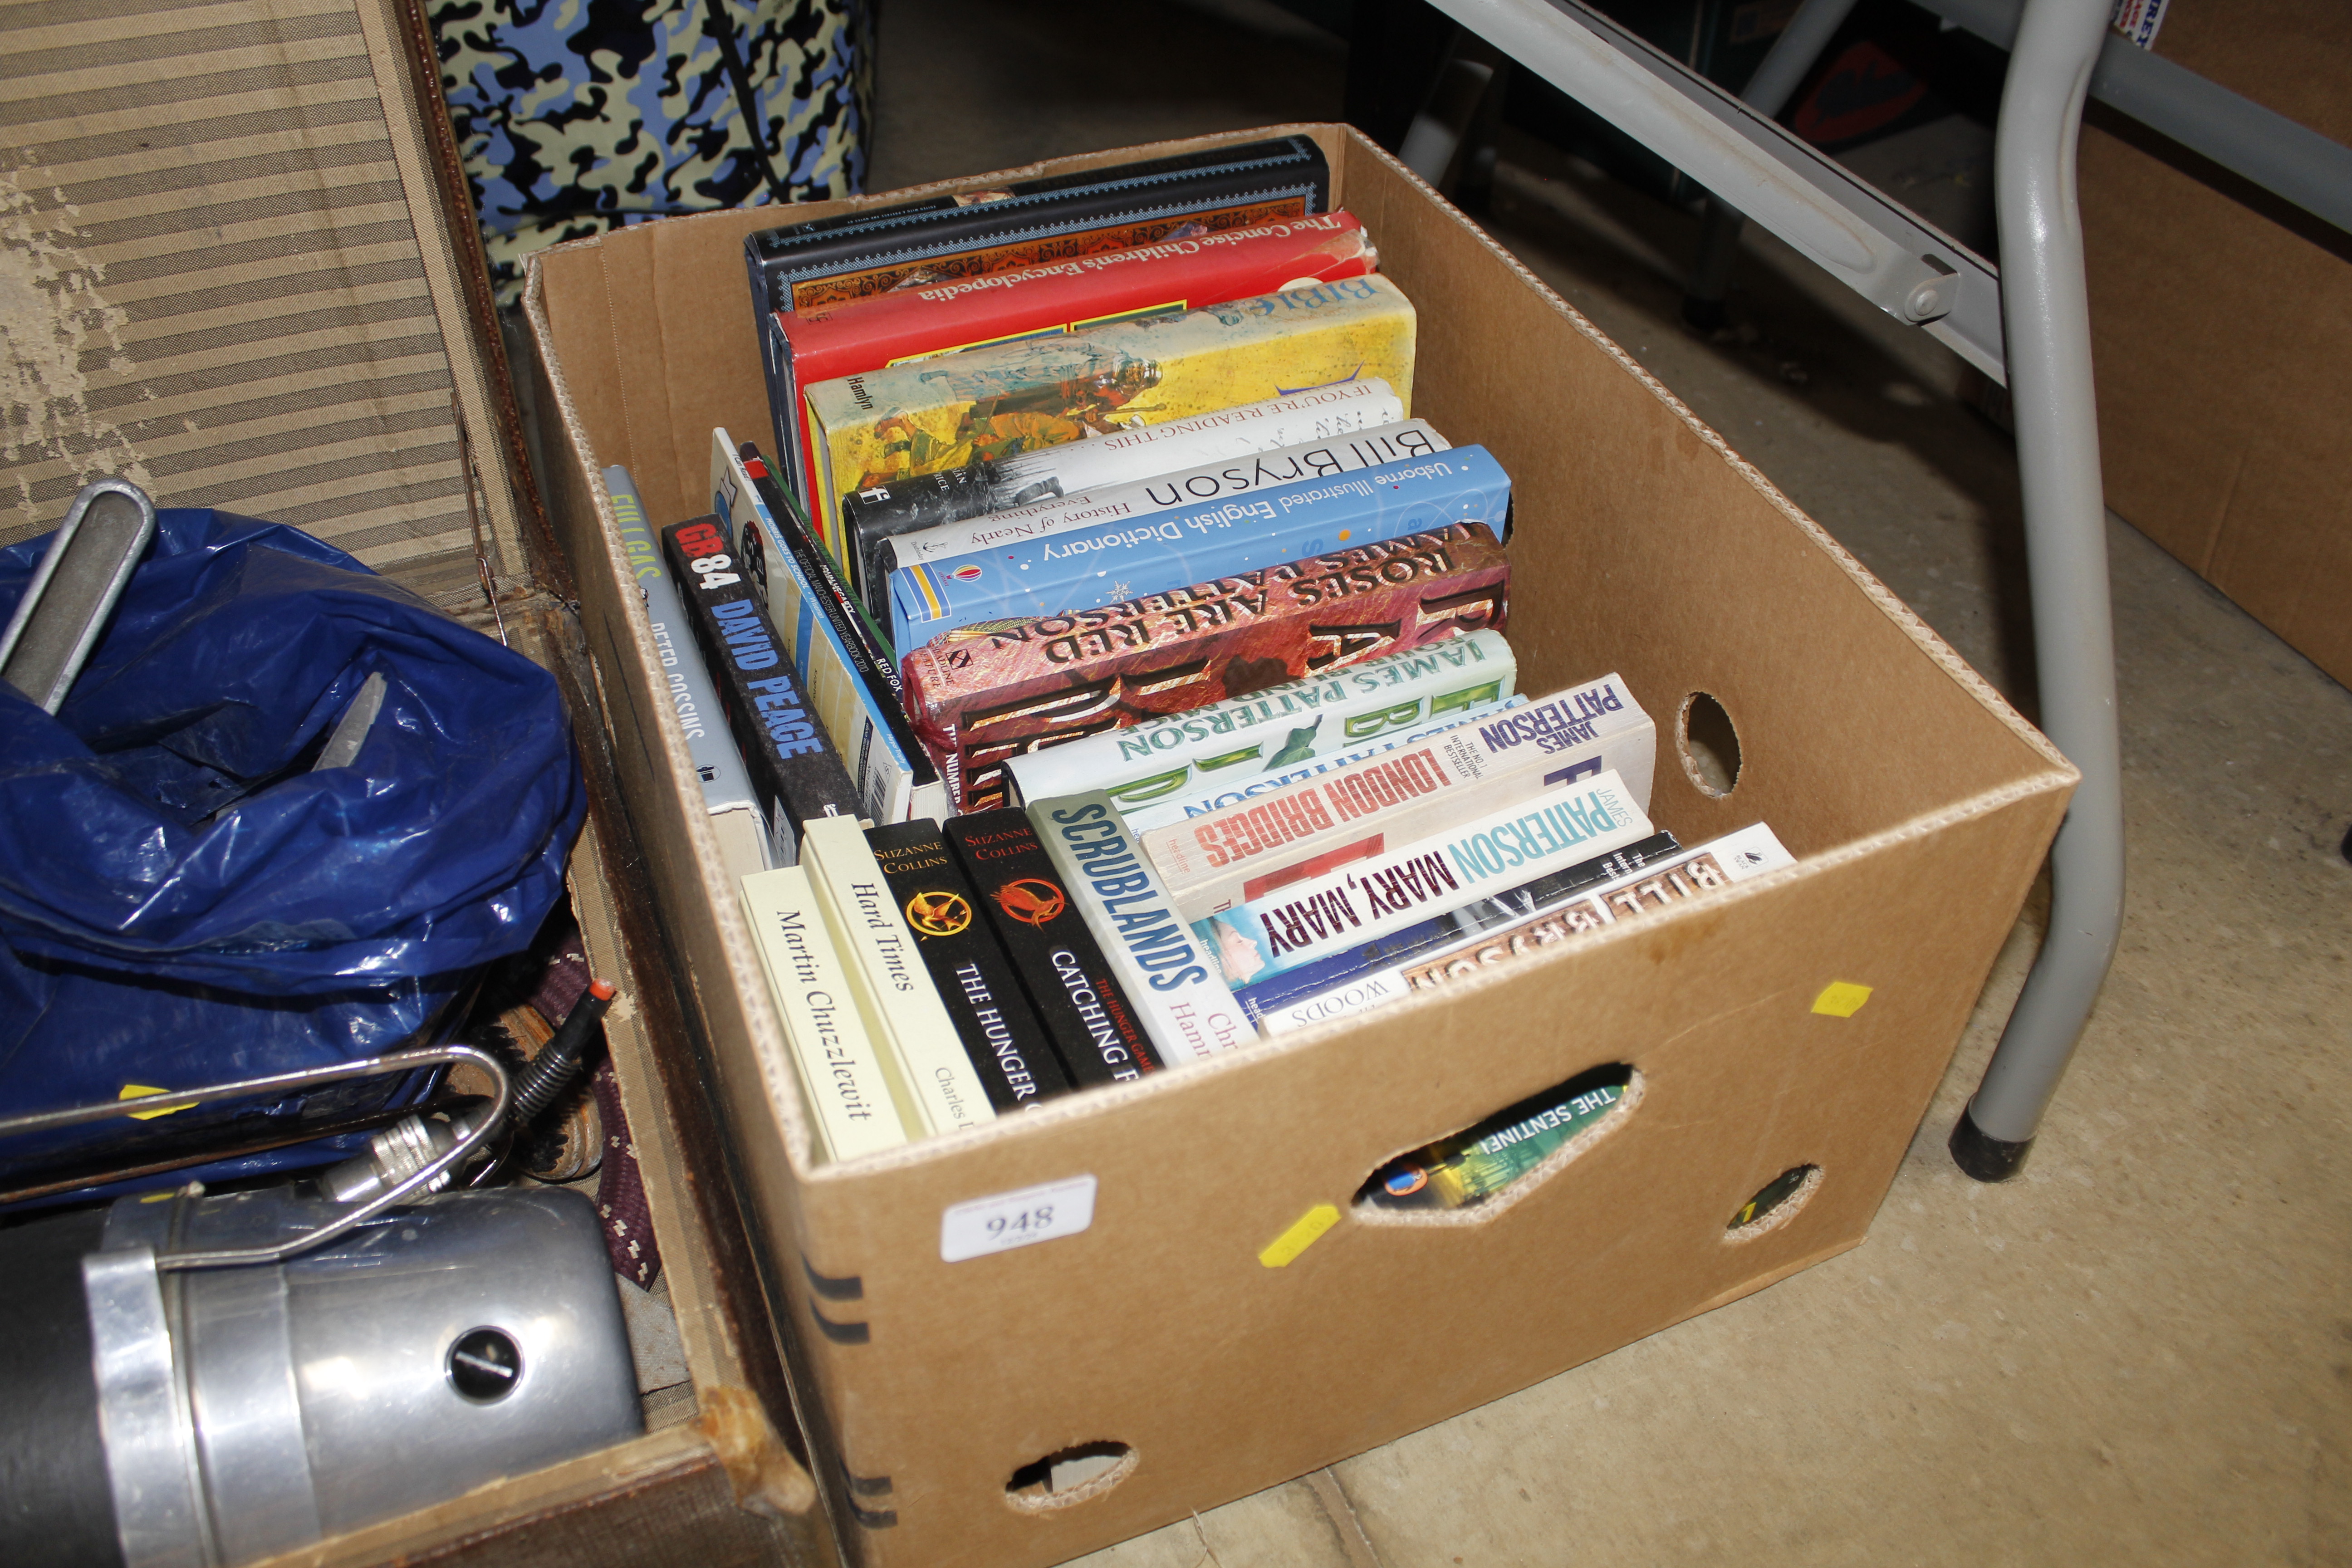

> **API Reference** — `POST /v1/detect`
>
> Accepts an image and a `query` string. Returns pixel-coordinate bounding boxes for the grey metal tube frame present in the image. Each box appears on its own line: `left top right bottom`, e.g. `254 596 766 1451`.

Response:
1421 0 2123 1178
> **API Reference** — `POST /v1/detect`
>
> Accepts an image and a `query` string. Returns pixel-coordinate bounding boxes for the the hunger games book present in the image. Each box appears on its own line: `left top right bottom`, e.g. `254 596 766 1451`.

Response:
944 809 1163 1088
900 521 1510 813
866 820 1069 1114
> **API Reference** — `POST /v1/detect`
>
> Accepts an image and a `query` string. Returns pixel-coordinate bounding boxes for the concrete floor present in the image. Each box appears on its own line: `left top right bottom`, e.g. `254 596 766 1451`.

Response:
869 4 2352 1563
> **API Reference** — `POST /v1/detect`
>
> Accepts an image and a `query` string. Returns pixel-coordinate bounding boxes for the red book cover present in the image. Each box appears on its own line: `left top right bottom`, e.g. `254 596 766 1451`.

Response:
778 212 1377 511
900 523 1509 812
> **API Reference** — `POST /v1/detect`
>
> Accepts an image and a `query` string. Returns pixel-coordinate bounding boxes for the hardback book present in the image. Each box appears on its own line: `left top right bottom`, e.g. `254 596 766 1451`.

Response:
1242 833 1679 1034
804 273 1417 568
1006 627 1517 815
1119 695 1526 836
1193 770 1654 990
1142 671 1655 920
659 517 862 866
707 431 946 823
740 865 910 1162
862 378 1406 591
901 521 1510 813
883 430 1496 655
866 820 1071 1113
943 810 1164 1088
1027 793 1250 1064
605 465 769 882
799 814 998 1138
771 211 1377 509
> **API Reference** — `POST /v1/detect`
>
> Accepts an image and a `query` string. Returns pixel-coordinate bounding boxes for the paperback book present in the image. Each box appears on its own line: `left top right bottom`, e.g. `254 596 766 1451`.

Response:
1194 770 1654 990
867 821 1070 1113
1006 627 1516 813
901 521 1510 812
804 273 1417 566
1142 671 1654 919
944 810 1164 1087
659 517 862 865
884 434 1499 654
1364 1068 1632 1211
740 866 909 1161
1028 793 1250 1064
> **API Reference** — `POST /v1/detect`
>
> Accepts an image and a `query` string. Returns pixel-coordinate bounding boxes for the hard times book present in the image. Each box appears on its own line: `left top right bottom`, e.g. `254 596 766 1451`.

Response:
740 866 908 1162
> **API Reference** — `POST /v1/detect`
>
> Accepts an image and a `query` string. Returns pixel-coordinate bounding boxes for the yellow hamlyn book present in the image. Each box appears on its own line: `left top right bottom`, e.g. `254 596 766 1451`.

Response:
801 273 1417 573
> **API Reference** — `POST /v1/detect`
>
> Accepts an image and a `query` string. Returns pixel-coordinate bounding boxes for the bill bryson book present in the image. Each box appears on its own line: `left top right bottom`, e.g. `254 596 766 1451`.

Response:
708 431 946 823
740 865 910 1162
1006 627 1518 813
1028 793 1250 1064
901 521 1510 813
1142 671 1655 920
1194 769 1655 990
804 274 1417 566
944 809 1164 1088
775 211 1376 513
883 432 1497 655
866 379 1406 593
605 465 769 882
867 819 1071 1114
659 517 861 866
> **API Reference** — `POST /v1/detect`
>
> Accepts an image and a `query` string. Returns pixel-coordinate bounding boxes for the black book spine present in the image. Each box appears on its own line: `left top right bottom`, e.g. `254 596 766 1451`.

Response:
661 517 861 865
867 820 1072 1112
843 462 1000 614
944 809 1164 1087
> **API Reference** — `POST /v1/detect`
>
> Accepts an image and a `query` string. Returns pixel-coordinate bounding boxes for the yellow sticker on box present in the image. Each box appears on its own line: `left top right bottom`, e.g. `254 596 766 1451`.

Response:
1811 981 1874 1018
1259 1203 1339 1268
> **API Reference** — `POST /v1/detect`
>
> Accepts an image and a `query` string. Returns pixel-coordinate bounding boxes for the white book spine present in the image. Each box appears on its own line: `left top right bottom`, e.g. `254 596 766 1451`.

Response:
1195 771 1654 989
1029 794 1250 1063
1007 628 1517 811
892 411 1432 573
1147 673 1655 920
800 816 996 1137
740 867 909 1161
1259 823 1794 1034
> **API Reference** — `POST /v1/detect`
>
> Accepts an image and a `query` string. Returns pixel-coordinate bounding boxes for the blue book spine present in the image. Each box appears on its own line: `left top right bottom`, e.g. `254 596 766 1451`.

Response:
887 445 1514 658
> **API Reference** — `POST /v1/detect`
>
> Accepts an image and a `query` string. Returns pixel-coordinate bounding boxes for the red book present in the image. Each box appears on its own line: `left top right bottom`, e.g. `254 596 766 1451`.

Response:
773 211 1377 509
899 523 1509 812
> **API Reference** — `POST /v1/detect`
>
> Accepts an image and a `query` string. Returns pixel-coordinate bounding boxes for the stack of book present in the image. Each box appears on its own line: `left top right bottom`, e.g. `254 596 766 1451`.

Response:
607 137 1797 1178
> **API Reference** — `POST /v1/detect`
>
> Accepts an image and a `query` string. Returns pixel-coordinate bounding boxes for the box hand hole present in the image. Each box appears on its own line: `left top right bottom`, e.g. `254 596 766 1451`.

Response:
1005 1442 1136 1513
1677 691 1742 797
1724 1164 1822 1242
1355 1064 1638 1224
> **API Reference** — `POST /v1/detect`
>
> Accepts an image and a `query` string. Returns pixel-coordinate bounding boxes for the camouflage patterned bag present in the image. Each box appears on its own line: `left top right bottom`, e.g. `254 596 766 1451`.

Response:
430 0 873 302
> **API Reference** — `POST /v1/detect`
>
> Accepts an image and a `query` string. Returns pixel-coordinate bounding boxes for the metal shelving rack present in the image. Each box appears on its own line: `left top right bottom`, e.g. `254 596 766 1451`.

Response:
1394 0 2352 1179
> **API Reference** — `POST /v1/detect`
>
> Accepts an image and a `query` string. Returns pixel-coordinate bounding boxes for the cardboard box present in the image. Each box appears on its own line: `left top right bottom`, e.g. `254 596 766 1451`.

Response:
524 125 2076 1568
2 2 830 1562
2079 0 2352 686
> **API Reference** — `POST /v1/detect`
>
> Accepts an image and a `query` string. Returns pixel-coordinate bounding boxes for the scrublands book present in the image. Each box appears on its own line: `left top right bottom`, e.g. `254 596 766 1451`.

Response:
659 517 861 866
1195 770 1654 991
606 466 769 882
901 521 1510 813
804 274 1417 568
774 212 1376 509
1007 627 1517 814
800 814 998 1139
884 432 1496 655
1142 670 1653 920
867 820 1071 1114
1027 794 1249 1064
944 810 1164 1088
865 380 1406 589
740 866 909 1162
708 431 946 823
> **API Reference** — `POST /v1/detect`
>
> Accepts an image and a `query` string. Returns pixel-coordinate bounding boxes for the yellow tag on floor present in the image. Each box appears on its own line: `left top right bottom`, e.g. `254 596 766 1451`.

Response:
118 1084 185 1120
1259 1203 1338 1268
1811 981 1874 1018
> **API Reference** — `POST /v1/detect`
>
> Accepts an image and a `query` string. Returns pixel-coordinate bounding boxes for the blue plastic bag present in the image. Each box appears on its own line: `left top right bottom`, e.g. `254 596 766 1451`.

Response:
0 510 586 1187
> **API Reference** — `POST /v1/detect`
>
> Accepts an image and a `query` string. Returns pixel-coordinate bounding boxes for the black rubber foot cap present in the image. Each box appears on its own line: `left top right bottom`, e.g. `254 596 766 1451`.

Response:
1681 294 1729 333
1950 1106 2033 1182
